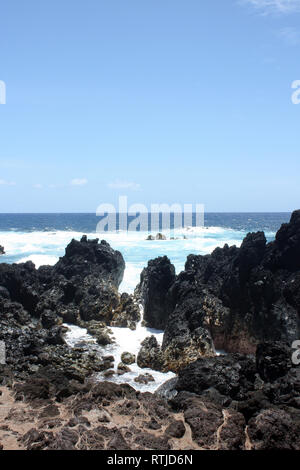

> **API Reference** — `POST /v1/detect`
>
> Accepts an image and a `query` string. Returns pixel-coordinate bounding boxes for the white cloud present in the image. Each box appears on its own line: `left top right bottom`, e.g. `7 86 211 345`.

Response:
243 0 300 14
70 178 88 186
33 183 43 189
0 179 16 186
107 180 141 191
279 26 300 44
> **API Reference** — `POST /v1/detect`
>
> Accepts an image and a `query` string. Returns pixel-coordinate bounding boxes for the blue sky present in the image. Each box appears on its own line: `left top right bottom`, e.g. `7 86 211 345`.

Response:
0 0 300 212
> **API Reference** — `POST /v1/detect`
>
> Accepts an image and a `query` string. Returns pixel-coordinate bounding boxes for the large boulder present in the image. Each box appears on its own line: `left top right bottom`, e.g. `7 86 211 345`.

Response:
0 261 41 314
176 354 257 401
136 256 175 330
264 209 300 272
36 236 125 324
234 231 266 281
137 336 164 371
111 293 141 329
256 341 292 383
0 245 4 255
54 236 124 288
162 323 215 373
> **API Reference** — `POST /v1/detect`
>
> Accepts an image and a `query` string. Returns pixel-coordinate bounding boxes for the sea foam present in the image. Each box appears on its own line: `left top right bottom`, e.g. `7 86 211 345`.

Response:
0 226 253 293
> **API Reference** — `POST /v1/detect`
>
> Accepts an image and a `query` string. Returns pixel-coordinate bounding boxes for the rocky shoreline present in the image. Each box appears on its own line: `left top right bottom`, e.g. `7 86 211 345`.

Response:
137 210 300 371
0 211 300 450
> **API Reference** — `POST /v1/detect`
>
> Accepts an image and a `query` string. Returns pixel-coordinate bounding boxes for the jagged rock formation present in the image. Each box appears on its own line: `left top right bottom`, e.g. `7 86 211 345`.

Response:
137 210 300 372
135 256 175 329
137 336 164 371
111 293 141 330
176 354 257 401
37 237 125 324
0 245 4 255
0 236 141 330
0 236 136 384
171 341 300 449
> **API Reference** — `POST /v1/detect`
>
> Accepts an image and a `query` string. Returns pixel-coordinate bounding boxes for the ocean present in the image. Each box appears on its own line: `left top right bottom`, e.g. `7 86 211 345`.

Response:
0 212 291 294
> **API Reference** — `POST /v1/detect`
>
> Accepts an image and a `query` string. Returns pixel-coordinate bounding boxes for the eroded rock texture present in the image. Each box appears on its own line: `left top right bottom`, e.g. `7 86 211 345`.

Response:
2 340 300 452
135 256 175 329
0 237 136 383
137 210 300 371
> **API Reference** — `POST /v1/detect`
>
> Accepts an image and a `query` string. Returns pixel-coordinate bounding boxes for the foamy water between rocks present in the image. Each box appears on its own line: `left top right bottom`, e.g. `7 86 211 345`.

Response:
63 320 176 393
63 320 226 393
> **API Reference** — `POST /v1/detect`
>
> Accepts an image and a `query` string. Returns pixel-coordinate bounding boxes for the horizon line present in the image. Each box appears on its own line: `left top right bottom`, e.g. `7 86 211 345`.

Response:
0 211 294 215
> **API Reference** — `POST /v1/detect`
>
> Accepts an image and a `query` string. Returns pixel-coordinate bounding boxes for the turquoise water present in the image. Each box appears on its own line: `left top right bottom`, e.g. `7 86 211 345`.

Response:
0 212 291 293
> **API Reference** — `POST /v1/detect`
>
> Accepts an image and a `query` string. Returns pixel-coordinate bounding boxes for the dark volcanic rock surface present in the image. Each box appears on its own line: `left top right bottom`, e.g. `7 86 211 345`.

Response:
137 336 164 371
0 236 128 383
135 256 175 329
1 339 299 451
136 210 300 371
54 236 124 287
37 237 125 324
0 236 126 324
176 354 257 401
